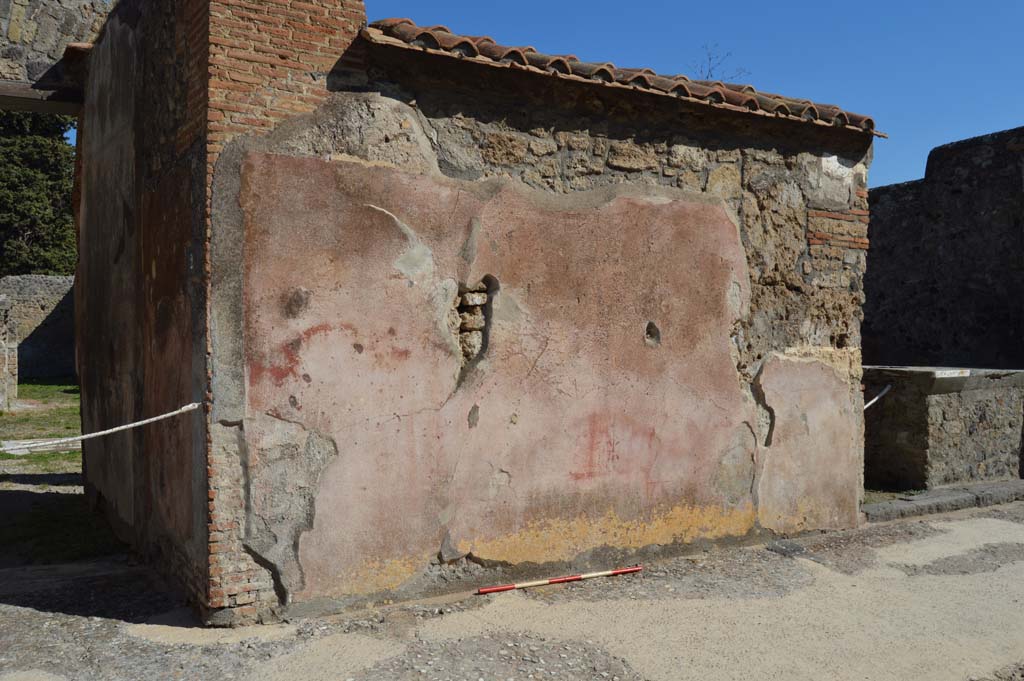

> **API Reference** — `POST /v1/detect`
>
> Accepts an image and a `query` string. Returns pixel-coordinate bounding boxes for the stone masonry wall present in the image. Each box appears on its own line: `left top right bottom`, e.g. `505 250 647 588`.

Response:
865 368 1024 489
0 0 108 84
926 388 1024 486
0 274 74 379
864 126 1024 370
208 38 874 619
0 295 14 409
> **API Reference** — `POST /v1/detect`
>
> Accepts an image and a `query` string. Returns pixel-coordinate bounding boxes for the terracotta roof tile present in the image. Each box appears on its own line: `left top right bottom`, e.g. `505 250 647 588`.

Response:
363 19 880 136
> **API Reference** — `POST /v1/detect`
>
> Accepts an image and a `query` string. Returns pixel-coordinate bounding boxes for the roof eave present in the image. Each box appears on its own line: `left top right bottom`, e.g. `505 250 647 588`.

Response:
361 27 884 139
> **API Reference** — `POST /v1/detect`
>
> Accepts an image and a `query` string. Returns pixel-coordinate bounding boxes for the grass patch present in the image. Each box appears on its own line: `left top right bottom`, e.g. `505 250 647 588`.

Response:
0 377 81 442
0 449 81 472
16 379 80 401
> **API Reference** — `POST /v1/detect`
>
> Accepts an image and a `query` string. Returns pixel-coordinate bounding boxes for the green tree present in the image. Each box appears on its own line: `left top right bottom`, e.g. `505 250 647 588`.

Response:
0 112 76 277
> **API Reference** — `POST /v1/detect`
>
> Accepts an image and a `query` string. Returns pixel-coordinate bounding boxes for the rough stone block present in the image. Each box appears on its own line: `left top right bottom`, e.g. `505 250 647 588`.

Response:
459 308 485 331
481 132 528 165
459 330 483 357
705 164 742 199
606 140 657 171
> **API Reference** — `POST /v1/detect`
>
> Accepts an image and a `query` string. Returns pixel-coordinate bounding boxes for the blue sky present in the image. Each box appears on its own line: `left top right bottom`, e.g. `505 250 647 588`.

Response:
365 0 1024 188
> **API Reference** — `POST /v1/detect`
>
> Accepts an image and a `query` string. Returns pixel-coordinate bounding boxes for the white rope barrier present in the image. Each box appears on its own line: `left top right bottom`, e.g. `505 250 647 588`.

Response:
863 384 892 411
1 402 202 455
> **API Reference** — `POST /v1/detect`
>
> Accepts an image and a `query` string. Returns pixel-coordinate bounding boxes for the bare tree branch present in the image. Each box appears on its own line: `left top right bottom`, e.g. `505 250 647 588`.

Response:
690 43 751 82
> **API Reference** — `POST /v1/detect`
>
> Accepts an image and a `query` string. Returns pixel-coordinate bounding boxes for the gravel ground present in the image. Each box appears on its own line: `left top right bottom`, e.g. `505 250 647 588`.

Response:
350 632 643 681
2 494 1024 680
522 544 812 605
971 662 1024 681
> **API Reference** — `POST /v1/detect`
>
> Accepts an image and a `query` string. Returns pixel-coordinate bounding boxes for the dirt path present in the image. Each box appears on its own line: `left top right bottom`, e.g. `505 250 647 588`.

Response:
2 504 1024 680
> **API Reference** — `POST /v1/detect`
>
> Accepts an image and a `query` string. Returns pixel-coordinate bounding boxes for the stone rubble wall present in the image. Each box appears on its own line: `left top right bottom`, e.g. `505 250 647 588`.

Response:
0 0 108 84
281 55 873 385
926 388 1024 486
0 274 74 379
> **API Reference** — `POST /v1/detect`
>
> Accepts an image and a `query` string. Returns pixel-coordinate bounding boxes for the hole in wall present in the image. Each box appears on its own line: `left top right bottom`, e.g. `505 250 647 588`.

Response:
645 321 661 347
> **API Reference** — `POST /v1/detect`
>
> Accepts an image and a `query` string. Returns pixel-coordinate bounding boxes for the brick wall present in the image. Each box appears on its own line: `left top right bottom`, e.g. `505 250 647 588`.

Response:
206 0 365 162
202 0 366 625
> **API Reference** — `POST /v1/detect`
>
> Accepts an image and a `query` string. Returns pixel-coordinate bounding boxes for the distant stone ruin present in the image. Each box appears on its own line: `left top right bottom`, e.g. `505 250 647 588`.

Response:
0 275 75 380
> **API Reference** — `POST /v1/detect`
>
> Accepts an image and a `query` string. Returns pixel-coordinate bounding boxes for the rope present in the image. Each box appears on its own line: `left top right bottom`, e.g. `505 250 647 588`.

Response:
863 384 892 411
2 402 202 455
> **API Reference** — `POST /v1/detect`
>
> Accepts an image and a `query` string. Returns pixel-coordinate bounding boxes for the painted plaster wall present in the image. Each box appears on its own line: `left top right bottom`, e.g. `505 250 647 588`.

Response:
241 156 761 599
209 49 872 608
78 0 209 607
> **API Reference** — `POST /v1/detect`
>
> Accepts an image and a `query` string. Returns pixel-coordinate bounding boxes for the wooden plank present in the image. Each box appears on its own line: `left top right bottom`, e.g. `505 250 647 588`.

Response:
0 80 82 115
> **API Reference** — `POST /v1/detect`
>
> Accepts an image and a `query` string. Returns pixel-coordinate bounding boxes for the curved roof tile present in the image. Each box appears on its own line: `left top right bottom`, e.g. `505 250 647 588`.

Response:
364 19 879 136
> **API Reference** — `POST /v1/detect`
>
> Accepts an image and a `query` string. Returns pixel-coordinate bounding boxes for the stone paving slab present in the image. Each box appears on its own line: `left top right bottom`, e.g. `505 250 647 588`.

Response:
863 480 1024 522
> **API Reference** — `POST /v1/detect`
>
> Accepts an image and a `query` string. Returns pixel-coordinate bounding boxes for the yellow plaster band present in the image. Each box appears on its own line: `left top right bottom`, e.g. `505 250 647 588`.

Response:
326 503 757 597
459 503 757 565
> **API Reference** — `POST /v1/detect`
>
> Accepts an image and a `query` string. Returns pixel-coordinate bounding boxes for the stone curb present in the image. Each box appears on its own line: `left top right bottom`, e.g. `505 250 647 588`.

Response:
863 480 1024 522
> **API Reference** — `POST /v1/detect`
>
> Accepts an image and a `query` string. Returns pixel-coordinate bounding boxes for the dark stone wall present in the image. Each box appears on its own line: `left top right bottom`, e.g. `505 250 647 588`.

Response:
864 127 1024 369
0 275 74 379
77 0 209 610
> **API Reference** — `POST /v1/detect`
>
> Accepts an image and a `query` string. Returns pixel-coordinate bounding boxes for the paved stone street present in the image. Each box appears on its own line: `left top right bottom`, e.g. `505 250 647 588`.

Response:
2 496 1024 680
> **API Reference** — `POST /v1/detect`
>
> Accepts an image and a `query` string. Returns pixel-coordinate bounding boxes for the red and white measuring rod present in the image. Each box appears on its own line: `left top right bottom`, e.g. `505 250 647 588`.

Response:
476 565 643 595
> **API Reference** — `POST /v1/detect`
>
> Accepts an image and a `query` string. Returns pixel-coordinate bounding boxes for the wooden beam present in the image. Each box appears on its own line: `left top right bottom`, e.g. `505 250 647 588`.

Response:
0 80 82 115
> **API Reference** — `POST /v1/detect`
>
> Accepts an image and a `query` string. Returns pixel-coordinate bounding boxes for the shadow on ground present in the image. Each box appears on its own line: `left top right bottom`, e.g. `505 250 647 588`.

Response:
0 472 81 486
0 486 184 623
